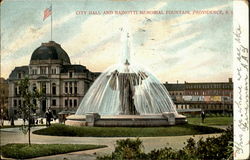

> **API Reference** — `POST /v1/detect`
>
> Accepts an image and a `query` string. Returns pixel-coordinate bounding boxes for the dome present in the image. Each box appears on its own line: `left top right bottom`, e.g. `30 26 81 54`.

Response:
30 41 71 64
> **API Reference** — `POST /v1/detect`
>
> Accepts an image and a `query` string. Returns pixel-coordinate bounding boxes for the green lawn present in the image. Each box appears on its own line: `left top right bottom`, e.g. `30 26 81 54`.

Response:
1 143 107 159
187 117 233 126
33 123 223 137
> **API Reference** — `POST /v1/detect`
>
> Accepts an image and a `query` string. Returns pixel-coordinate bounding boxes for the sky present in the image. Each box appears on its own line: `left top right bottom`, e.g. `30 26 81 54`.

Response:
0 0 233 83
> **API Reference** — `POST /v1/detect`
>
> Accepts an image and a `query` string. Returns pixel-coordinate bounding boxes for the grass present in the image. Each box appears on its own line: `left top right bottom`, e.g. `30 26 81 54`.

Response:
1 143 107 159
187 117 233 126
33 123 223 137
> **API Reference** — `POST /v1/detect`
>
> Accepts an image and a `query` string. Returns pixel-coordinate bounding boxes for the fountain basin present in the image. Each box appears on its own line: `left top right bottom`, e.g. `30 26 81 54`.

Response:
65 113 187 127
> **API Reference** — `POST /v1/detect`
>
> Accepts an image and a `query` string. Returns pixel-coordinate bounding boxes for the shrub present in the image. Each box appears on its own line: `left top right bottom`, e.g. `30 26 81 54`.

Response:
97 125 233 160
97 138 147 160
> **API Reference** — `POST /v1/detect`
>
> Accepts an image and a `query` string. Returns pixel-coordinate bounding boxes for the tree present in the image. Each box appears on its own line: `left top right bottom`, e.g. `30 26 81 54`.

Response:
18 77 44 146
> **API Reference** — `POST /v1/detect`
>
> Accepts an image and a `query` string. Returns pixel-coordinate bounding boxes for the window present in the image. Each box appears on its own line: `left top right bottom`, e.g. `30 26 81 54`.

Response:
74 99 77 107
18 73 22 79
51 68 56 74
18 100 22 107
41 67 46 74
70 87 73 94
14 86 18 95
74 82 77 94
69 82 72 94
69 72 73 78
65 82 68 93
75 87 77 94
42 83 46 94
52 99 56 106
14 99 17 106
65 99 68 107
52 83 56 95
69 99 72 107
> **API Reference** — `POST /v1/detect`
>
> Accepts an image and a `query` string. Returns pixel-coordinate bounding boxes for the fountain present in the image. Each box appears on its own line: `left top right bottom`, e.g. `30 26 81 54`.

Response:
66 27 187 127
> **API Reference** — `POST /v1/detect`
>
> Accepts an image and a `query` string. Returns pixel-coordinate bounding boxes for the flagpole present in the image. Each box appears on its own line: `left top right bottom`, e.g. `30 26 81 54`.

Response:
51 0 52 41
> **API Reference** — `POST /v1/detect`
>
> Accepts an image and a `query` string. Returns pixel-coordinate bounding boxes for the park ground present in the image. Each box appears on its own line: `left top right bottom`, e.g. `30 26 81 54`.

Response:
0 116 232 160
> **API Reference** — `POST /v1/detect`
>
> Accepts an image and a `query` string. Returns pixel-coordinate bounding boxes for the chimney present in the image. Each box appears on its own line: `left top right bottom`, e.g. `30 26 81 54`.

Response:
177 80 178 84
229 78 232 83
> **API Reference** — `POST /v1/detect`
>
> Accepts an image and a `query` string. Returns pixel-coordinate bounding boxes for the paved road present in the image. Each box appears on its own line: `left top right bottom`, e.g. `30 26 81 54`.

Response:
1 126 221 160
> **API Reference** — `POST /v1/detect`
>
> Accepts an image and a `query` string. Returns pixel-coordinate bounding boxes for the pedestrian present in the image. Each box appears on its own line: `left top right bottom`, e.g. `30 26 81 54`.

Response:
45 108 53 127
40 118 44 124
201 111 206 123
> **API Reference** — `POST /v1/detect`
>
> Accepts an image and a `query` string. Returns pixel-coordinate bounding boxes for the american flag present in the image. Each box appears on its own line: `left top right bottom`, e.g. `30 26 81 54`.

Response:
43 6 52 21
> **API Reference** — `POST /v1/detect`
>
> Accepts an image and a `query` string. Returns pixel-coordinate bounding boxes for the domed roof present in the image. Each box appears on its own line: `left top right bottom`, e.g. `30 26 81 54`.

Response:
30 41 71 64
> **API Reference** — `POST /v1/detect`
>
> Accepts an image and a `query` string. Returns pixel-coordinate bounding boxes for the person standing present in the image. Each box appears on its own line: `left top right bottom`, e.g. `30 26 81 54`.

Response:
45 108 53 126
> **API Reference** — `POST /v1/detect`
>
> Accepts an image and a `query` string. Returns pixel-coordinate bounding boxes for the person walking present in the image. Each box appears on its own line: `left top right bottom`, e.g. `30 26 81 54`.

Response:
201 110 206 123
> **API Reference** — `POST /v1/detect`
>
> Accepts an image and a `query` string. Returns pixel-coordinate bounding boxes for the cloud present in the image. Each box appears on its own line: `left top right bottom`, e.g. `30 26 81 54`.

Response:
63 1 169 57
1 1 232 83
1 54 30 78
1 12 76 59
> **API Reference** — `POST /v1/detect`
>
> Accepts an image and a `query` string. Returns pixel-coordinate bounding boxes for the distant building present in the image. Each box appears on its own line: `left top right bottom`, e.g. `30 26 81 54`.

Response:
0 77 9 119
165 78 233 114
8 41 100 117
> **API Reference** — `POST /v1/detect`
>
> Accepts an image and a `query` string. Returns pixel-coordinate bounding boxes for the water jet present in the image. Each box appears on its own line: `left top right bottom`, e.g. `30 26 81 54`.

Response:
66 26 187 127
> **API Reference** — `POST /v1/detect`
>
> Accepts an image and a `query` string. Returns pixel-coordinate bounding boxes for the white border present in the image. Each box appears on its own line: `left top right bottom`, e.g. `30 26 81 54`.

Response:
233 1 249 159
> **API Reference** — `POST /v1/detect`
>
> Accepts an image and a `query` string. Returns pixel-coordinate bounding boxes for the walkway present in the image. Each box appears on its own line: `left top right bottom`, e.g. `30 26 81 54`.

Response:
1 126 221 160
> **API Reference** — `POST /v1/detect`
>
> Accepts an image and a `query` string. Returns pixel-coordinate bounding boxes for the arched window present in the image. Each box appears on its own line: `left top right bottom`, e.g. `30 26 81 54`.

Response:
69 82 73 94
52 83 56 95
65 82 68 93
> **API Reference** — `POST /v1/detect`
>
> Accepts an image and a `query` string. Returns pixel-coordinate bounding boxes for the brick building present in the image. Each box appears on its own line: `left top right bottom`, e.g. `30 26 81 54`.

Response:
165 78 233 114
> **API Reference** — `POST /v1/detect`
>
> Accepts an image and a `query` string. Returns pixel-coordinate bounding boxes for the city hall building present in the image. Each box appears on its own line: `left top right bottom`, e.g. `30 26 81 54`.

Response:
8 41 100 117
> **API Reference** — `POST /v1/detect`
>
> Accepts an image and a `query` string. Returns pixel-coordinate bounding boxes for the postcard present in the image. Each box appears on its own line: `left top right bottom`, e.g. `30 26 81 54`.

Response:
0 0 249 159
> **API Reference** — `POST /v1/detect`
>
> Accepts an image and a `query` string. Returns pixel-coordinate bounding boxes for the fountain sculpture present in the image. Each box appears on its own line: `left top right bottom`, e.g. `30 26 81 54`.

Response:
66 27 187 127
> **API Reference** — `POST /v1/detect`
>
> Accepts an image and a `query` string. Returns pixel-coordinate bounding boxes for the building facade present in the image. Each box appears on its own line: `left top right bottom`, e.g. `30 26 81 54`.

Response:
165 78 233 114
0 77 9 120
8 41 100 117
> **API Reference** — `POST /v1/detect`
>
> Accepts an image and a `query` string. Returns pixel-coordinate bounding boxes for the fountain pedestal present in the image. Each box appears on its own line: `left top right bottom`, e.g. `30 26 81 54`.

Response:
66 113 187 127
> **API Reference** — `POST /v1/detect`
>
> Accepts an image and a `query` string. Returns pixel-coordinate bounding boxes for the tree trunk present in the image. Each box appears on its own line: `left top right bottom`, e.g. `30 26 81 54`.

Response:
28 105 31 146
28 123 31 146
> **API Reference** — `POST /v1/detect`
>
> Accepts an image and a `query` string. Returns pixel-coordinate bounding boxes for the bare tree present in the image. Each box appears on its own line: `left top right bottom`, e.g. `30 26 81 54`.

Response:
18 77 44 146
